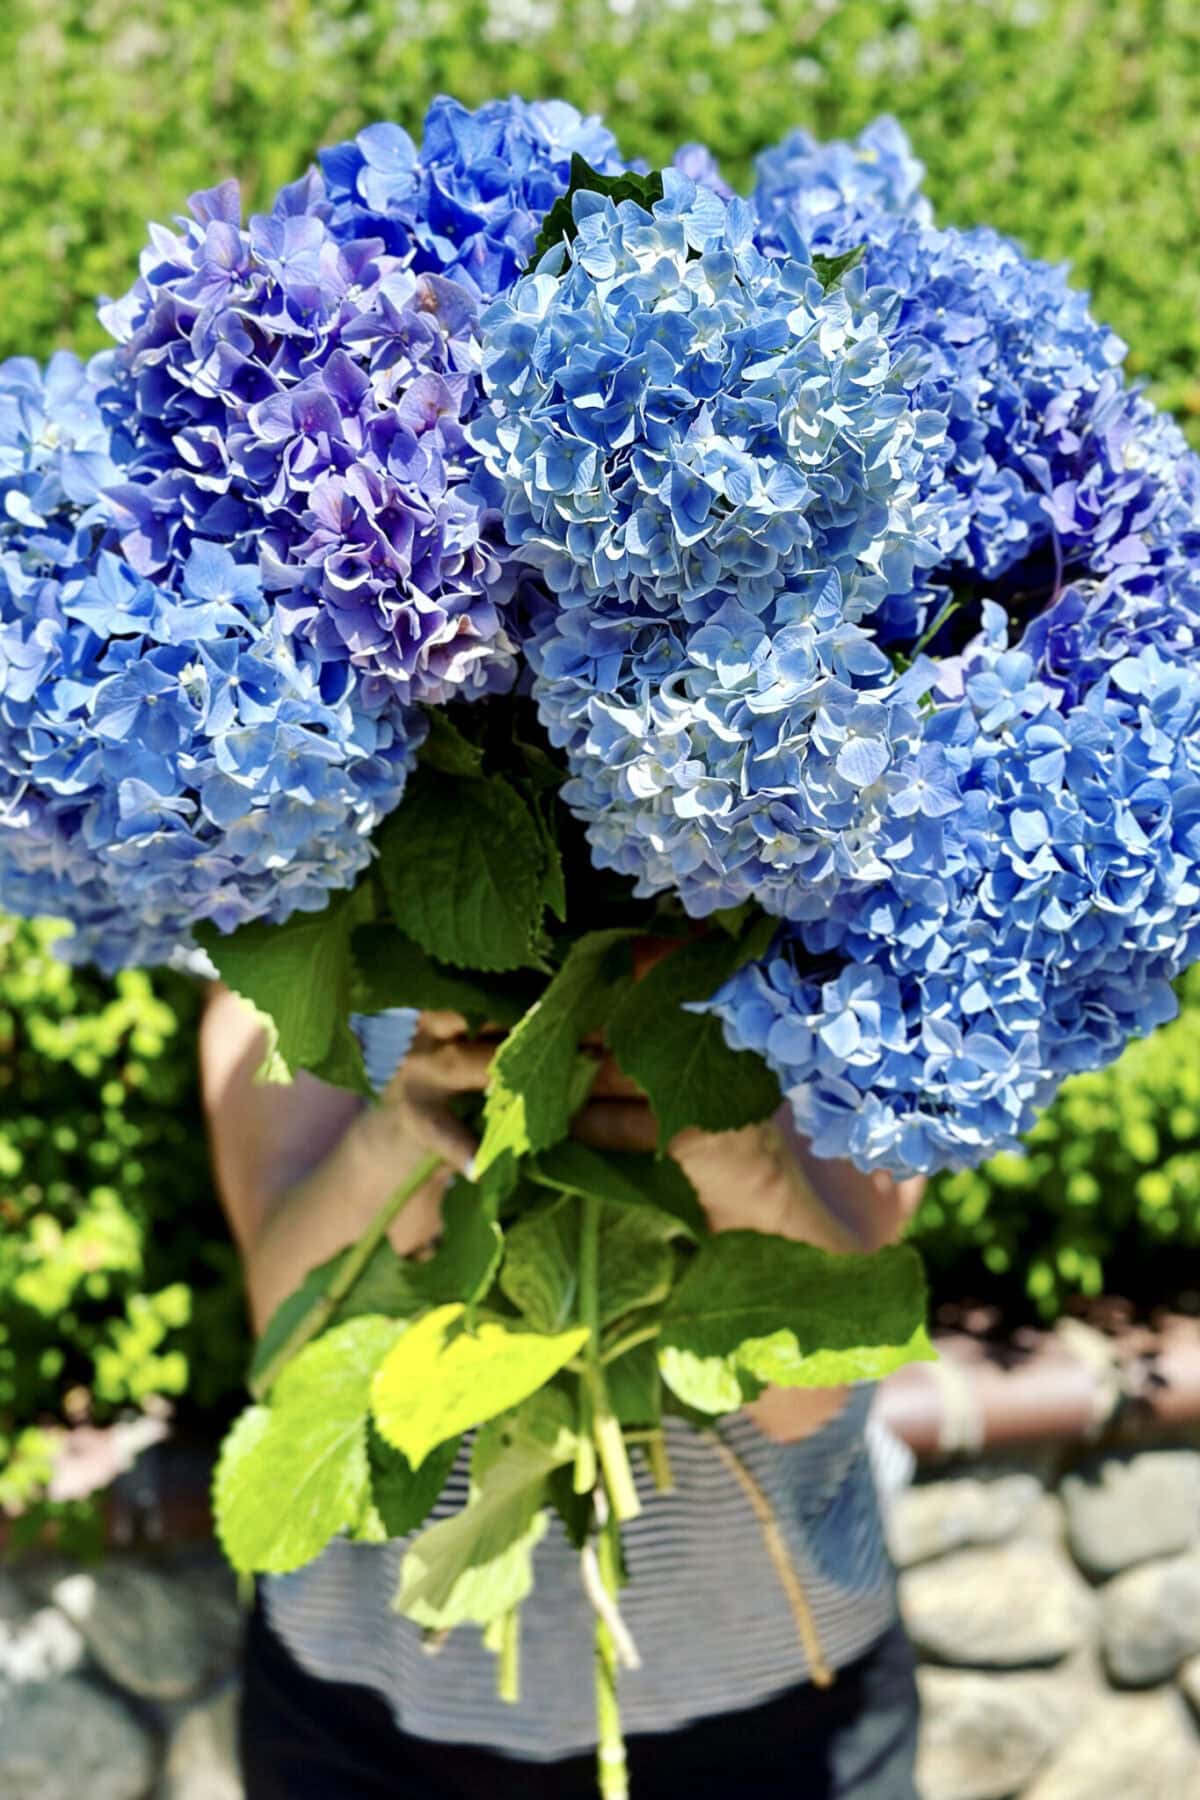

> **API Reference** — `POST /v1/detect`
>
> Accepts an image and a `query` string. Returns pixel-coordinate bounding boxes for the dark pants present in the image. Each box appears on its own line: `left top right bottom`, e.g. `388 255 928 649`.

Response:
240 1596 919 1798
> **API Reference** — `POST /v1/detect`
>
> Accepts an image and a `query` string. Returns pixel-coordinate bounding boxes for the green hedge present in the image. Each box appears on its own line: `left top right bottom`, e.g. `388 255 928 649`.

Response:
0 921 246 1526
4 0 1200 434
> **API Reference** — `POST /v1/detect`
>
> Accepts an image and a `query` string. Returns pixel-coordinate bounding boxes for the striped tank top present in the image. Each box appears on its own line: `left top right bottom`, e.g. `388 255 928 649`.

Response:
261 1010 906 1758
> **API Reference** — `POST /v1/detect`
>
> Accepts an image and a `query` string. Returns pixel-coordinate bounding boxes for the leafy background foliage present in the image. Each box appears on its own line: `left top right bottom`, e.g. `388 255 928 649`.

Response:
4 0 1200 1520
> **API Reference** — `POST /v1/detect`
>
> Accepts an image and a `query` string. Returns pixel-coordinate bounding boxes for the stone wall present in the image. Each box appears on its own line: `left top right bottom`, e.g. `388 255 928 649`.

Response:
897 1442 1200 1799
4 1442 1200 1797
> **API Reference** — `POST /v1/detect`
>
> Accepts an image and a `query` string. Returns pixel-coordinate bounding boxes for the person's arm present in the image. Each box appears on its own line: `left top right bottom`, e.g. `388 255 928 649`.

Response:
200 986 491 1329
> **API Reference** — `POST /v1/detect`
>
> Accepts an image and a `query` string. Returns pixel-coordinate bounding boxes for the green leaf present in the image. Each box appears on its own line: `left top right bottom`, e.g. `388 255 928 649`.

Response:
197 888 368 1091
606 921 782 1144
371 1304 589 1468
396 1391 576 1629
499 1199 578 1334
248 1241 423 1394
605 1340 662 1431
406 1175 503 1313
475 929 636 1175
530 155 666 265
215 1315 403 1573
530 1140 706 1239
350 927 536 1028
812 243 865 290
368 1427 461 1539
376 769 545 972
594 1206 674 1329
516 740 568 924
419 709 487 777
657 1234 934 1414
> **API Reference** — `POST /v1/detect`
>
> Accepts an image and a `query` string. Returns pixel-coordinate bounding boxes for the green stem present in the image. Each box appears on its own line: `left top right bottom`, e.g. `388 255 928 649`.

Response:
250 1150 443 1398
497 1607 521 1705
579 1192 641 1523
645 1429 674 1495
600 1320 660 1365
594 1515 629 1800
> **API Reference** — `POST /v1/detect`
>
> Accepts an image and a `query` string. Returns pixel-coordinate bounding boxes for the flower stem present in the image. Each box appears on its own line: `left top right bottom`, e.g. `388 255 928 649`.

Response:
497 1607 521 1705
578 1191 641 1523
594 1513 630 1800
250 1150 443 1398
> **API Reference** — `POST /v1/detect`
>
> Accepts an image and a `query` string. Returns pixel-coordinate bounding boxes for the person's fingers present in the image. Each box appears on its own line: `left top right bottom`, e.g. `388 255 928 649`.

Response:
408 1038 497 1095
417 1010 471 1042
571 1097 659 1154
411 1102 478 1175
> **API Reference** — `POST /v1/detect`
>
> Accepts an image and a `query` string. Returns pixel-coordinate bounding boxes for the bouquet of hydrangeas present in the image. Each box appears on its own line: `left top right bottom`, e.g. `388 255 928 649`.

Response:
4 96 1200 1795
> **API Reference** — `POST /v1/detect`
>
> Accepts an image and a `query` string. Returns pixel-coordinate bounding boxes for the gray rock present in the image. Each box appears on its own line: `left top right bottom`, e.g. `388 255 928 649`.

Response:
1102 1547 1200 1686
916 1661 1092 1800
888 1472 1044 1568
1181 1652 1200 1718
162 1683 243 1800
0 1572 85 1686
1024 1688 1200 1800
44 1550 243 1702
0 1673 156 1800
900 1540 1095 1667
1062 1450 1200 1578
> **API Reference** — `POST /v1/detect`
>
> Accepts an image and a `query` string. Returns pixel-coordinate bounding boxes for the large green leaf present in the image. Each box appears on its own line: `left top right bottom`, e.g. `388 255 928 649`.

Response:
530 155 666 265
475 930 636 1175
607 922 781 1144
197 888 368 1091
368 1428 461 1539
376 769 545 972
406 1175 503 1313
351 927 535 1028
657 1233 934 1414
371 1304 588 1468
248 1241 423 1395
215 1315 403 1573
605 1340 662 1431
395 1392 576 1630
530 1140 706 1239
501 1193 672 1336
498 1200 579 1334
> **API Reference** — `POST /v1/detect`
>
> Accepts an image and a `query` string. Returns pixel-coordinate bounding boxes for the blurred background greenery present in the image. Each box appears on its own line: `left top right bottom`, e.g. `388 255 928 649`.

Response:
3 0 1200 1527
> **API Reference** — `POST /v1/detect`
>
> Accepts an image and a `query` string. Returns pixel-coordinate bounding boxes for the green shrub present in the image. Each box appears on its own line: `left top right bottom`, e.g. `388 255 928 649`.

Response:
913 965 1200 1319
0 920 248 1518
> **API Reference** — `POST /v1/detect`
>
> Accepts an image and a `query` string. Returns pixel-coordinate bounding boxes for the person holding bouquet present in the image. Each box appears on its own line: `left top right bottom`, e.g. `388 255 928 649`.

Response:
202 991 924 1799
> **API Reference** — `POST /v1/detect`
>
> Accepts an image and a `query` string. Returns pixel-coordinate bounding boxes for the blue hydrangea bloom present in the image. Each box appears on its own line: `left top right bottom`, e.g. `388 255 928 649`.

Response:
0 352 419 972
752 120 1200 643
472 171 955 917
99 168 518 708
709 602 1200 1173
319 95 625 302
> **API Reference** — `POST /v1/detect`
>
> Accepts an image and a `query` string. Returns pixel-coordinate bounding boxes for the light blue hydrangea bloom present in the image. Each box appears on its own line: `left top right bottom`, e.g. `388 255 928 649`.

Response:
0 352 419 972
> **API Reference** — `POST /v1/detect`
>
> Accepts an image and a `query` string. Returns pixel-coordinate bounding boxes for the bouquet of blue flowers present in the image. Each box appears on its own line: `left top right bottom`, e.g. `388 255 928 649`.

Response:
4 97 1199 1793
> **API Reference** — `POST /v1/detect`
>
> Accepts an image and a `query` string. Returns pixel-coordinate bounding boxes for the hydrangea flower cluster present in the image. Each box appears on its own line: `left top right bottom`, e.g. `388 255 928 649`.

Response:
711 600 1200 1171
473 170 959 916
753 128 1200 642
0 350 417 972
100 168 519 708
319 95 625 302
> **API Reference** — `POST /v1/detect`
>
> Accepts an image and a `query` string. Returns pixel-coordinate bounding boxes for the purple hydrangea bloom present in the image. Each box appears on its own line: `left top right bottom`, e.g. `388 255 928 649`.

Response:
0 352 419 972
99 169 519 708
319 95 626 302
